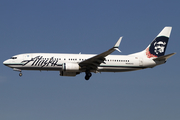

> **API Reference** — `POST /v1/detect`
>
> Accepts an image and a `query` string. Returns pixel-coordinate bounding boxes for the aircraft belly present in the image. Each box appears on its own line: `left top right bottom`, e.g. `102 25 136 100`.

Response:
20 66 62 71
98 66 143 72
10 64 63 71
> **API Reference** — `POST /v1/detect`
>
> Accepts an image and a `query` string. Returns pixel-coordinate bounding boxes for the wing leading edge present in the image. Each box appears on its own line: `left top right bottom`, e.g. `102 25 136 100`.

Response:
79 37 123 71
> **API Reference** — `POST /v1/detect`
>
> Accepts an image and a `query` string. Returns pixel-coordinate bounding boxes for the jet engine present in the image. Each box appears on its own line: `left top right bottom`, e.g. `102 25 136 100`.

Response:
62 63 80 71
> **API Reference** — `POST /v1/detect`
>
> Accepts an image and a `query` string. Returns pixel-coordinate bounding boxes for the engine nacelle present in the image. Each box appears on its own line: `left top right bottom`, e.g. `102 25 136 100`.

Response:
62 63 80 71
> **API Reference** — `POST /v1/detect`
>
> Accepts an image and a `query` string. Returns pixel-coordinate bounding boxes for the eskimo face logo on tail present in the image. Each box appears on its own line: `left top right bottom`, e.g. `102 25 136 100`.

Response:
146 36 169 58
154 41 166 54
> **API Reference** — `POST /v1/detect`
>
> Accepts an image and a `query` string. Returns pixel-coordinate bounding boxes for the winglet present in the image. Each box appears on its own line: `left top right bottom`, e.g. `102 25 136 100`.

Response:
114 37 122 48
114 37 122 52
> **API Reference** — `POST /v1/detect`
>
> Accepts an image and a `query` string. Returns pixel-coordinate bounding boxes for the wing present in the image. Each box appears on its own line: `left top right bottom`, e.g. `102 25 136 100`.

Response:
79 37 123 71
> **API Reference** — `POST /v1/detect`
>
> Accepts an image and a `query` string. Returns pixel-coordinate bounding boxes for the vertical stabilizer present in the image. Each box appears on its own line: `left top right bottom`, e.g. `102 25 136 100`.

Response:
145 27 172 58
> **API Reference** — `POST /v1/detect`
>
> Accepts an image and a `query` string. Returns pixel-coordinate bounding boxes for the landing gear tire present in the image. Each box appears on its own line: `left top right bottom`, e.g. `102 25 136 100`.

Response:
85 72 92 80
19 72 22 77
85 76 90 80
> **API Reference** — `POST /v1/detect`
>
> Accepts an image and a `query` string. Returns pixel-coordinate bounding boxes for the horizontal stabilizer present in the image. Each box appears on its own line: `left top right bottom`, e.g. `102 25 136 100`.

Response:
153 53 176 61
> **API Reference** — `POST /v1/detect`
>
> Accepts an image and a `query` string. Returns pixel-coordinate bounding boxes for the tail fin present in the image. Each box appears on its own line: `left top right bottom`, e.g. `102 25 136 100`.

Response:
145 27 172 58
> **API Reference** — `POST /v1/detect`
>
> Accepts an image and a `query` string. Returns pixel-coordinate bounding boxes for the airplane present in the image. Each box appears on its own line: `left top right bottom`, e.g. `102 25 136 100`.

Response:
3 27 175 80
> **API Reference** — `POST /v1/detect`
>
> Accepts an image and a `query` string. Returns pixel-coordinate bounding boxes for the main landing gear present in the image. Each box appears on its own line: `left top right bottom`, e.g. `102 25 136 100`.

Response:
85 71 92 80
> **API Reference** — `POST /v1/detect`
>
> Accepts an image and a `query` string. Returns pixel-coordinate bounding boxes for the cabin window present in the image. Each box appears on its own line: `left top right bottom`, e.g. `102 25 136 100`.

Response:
11 57 17 59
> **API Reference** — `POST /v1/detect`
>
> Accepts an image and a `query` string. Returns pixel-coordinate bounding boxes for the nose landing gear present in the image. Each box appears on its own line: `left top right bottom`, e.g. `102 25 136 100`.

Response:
19 72 22 77
13 68 22 77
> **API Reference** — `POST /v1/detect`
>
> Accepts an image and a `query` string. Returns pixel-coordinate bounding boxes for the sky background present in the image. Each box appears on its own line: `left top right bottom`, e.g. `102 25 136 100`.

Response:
0 0 180 120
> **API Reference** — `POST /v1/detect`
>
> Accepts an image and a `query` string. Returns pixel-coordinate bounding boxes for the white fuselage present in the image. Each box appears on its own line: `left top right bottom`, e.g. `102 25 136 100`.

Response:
3 53 158 73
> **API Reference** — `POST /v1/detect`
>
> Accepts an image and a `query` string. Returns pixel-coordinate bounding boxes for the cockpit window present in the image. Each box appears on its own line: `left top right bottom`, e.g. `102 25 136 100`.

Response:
10 57 17 59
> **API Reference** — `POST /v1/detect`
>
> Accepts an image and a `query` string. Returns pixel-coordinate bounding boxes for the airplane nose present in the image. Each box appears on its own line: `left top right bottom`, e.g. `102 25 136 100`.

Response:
3 60 9 66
